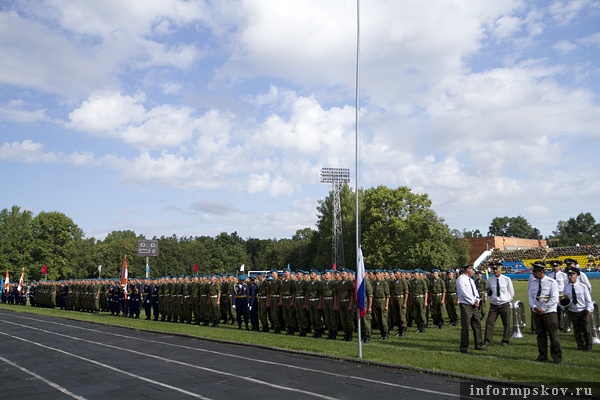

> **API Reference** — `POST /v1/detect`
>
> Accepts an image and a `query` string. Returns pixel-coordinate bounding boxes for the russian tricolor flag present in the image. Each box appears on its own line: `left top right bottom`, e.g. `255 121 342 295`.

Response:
355 247 366 318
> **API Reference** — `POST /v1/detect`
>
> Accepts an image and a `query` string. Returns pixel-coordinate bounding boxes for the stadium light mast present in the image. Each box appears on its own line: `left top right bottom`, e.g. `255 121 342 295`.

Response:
320 167 350 269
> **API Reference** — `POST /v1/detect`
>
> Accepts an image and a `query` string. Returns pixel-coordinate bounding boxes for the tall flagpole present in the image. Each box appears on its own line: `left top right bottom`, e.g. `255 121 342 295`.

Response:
355 0 362 359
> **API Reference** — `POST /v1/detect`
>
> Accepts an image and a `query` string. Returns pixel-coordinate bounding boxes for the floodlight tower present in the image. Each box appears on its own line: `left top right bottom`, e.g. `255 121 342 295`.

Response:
320 167 350 269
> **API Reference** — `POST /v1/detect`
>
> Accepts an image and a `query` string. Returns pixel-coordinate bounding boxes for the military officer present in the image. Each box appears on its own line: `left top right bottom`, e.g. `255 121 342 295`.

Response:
475 271 488 320
294 270 310 336
429 269 446 329
563 265 593 352
336 268 355 341
232 275 249 330
410 270 428 333
305 269 324 338
279 267 297 335
529 261 562 363
484 261 514 346
445 270 458 326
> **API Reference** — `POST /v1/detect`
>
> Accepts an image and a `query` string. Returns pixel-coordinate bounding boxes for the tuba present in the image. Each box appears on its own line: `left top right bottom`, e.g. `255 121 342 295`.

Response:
592 301 600 345
559 293 572 332
511 300 527 339
559 295 571 308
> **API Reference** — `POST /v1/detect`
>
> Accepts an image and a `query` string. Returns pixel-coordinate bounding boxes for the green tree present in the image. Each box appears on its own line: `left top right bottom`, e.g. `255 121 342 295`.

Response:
30 211 84 280
487 216 540 239
552 212 600 246
461 229 483 238
0 206 34 277
95 230 140 279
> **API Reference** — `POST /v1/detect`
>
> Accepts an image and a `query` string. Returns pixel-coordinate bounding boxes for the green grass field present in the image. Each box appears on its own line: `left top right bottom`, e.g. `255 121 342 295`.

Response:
1 280 598 388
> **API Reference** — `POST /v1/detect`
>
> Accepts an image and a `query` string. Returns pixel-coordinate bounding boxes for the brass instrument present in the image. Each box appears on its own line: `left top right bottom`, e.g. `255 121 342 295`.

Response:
559 295 571 308
559 293 571 332
511 300 526 339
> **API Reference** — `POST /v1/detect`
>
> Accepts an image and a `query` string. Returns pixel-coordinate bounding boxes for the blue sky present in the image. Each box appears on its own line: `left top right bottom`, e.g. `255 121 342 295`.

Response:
1 0 599 241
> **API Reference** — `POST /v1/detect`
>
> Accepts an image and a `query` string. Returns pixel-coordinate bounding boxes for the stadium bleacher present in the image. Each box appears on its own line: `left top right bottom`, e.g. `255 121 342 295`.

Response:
485 245 600 273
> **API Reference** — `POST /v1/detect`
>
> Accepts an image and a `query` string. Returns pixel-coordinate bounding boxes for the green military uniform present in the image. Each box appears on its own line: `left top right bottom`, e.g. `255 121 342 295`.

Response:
207 277 221 326
191 277 201 324
257 274 270 332
158 278 167 321
322 272 338 339
279 271 297 335
220 277 232 324
294 272 309 336
410 272 428 333
182 278 193 323
269 272 282 334
429 270 446 329
390 271 409 336
361 278 373 343
372 274 390 340
337 270 355 341
475 273 488 320
200 277 210 325
445 271 458 326
305 271 323 338
165 278 175 322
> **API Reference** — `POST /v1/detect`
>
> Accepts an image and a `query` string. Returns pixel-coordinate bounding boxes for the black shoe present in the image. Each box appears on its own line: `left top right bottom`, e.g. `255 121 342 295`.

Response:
212 322 218 328
364 336 370 344
476 345 486 351
460 349 468 354
381 334 389 341
534 357 547 362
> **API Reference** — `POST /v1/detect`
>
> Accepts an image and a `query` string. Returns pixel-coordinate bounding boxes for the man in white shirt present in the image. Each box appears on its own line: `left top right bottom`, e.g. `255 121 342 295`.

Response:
456 264 485 353
484 261 514 347
548 260 568 330
564 258 592 294
562 266 594 352
528 261 562 364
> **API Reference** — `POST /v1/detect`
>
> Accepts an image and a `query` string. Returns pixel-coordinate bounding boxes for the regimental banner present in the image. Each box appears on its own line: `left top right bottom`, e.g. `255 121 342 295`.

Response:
137 240 159 257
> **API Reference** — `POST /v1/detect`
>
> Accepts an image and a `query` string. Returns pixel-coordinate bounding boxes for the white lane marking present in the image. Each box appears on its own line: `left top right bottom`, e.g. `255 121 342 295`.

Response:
0 320 338 400
4 312 473 399
0 355 88 400
0 330 212 400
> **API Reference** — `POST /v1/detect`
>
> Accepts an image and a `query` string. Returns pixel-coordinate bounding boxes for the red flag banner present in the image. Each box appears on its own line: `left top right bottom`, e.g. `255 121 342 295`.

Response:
120 257 128 292
332 263 337 270
193 264 199 273
2 270 9 291
17 268 24 292
42 264 47 275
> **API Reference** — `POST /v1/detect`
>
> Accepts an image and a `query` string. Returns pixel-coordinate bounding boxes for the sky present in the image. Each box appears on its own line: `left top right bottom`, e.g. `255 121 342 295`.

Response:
1 0 599 242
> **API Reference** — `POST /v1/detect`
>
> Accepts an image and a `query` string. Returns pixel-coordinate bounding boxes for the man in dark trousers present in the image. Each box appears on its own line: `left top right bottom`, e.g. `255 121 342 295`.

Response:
529 261 562 364
456 264 485 353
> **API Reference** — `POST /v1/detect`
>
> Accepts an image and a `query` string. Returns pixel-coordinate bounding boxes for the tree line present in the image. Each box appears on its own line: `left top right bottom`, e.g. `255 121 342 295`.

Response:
1 185 597 281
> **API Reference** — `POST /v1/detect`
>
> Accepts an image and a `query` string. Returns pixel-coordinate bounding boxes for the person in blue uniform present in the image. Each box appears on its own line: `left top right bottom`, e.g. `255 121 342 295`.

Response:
233 275 250 330
151 279 160 321
143 278 153 320
248 275 259 331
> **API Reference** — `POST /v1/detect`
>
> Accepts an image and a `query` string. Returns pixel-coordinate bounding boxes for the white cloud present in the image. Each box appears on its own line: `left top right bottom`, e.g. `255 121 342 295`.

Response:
0 140 94 165
493 16 522 39
554 39 577 54
0 101 48 123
